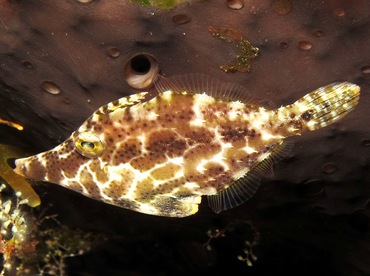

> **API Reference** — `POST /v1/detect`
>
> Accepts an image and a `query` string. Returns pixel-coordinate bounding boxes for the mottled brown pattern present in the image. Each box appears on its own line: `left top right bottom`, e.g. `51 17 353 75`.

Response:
146 129 187 157
112 198 139 211
151 163 181 180
220 126 249 142
223 147 260 172
68 181 84 194
187 127 215 144
136 177 155 200
153 178 187 195
112 138 142 165
60 153 86 178
202 102 231 123
80 167 101 197
120 169 135 188
208 172 233 191
24 158 47 181
103 180 127 199
89 162 109 184
196 162 228 188
184 143 221 164
183 143 223 185
130 153 167 172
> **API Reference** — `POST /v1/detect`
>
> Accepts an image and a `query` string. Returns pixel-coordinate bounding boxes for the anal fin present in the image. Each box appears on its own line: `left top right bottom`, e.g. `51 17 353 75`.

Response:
208 171 260 214
208 140 294 214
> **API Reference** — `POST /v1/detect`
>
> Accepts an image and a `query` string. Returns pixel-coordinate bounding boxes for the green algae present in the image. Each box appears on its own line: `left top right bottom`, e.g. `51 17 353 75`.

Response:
0 144 40 207
132 0 196 9
208 26 259 73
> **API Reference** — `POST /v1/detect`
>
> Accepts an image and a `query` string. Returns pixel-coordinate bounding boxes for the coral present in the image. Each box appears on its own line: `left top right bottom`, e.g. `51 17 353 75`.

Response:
37 222 105 275
0 184 36 275
204 220 260 267
0 182 104 275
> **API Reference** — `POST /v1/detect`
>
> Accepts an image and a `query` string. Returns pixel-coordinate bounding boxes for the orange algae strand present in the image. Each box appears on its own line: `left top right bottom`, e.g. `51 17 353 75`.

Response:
0 118 24 131
0 144 40 207
208 26 259 73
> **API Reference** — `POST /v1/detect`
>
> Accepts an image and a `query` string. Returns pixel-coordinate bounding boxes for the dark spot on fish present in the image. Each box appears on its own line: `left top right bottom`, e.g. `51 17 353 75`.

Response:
112 198 140 210
111 99 119 106
301 109 314 121
221 127 248 142
248 129 256 138
292 120 303 130
103 180 127 199
130 154 166 172
147 129 187 158
89 162 109 183
188 127 214 144
322 102 330 109
83 181 101 198
153 178 186 194
136 178 155 201
80 168 101 197
207 172 232 191
68 181 84 194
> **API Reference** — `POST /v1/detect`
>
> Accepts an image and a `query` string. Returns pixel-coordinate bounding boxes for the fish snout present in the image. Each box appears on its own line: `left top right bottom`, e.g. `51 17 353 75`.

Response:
14 158 28 177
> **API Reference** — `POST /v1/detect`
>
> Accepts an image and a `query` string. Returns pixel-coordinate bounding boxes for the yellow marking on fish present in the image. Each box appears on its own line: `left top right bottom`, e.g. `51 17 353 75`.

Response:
13 76 361 217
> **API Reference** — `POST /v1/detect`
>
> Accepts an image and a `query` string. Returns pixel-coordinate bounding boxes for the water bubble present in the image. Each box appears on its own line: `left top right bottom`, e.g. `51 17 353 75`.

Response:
41 81 61 95
62 97 71 104
107 47 121 58
271 0 292 15
361 139 370 147
172 14 190 25
333 8 345 17
226 0 244 10
322 162 337 174
298 41 312 50
313 30 324 37
279 41 288 49
21 61 33 69
297 179 325 198
361 65 370 74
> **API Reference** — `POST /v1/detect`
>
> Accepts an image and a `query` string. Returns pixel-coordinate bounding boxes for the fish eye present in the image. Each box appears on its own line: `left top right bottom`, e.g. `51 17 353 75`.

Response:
81 141 95 150
74 132 104 158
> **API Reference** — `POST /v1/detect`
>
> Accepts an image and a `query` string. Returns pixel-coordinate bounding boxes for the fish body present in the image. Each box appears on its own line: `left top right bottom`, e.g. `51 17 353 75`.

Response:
14 76 360 217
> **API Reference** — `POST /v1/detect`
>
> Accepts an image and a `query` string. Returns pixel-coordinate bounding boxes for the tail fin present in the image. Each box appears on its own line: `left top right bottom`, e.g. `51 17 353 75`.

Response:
293 82 360 131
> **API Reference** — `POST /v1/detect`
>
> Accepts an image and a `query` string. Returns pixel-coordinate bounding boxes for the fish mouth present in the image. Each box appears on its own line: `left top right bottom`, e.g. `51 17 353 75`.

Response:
13 158 27 177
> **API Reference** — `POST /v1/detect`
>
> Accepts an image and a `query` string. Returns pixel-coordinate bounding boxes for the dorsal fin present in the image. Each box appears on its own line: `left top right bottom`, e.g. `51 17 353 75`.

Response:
207 140 294 213
96 92 149 115
155 74 270 107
